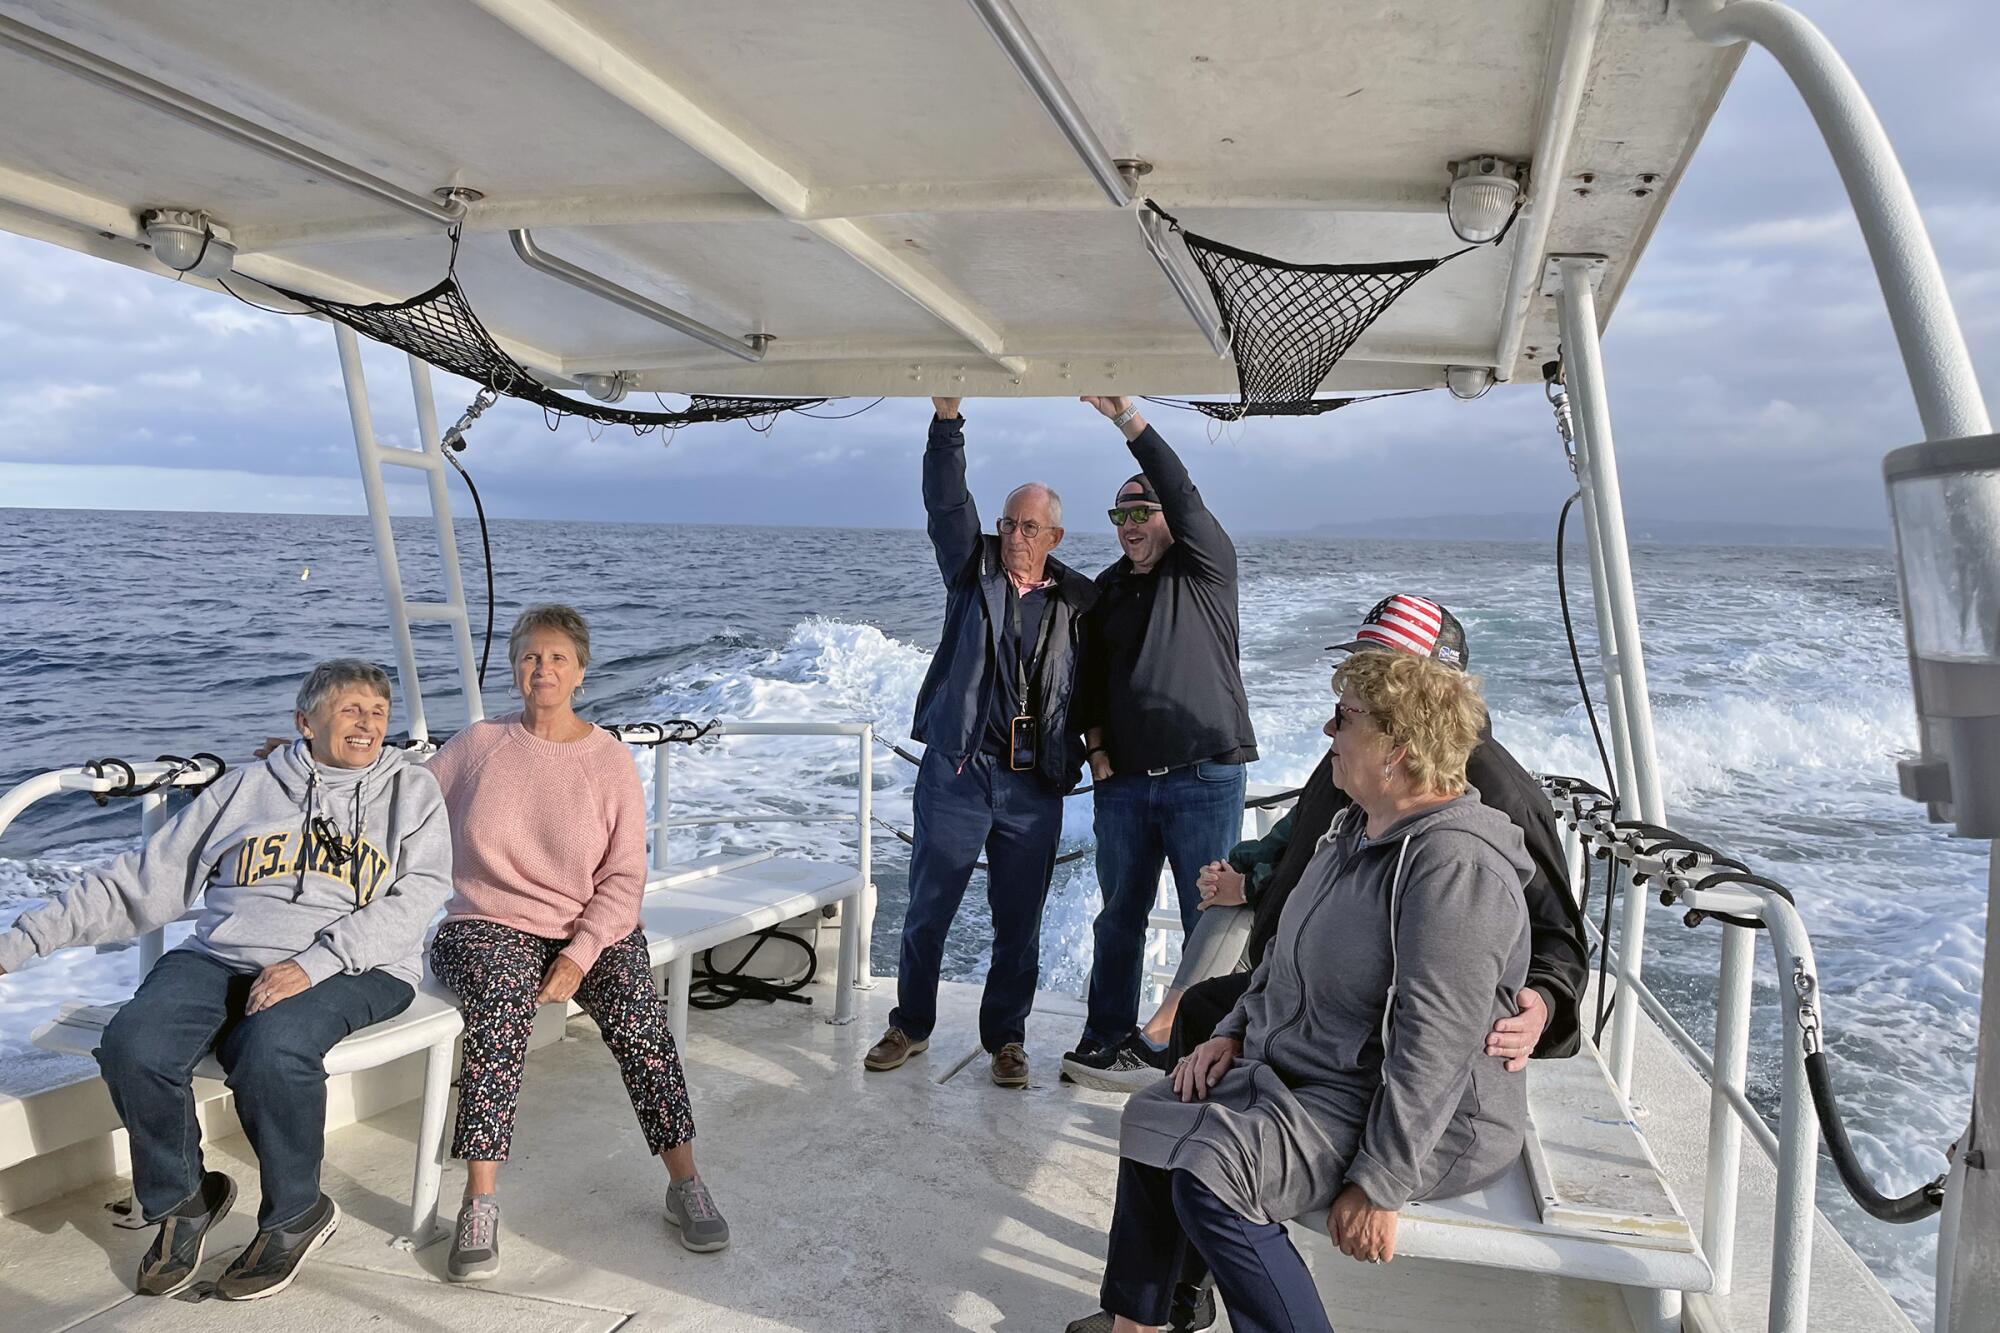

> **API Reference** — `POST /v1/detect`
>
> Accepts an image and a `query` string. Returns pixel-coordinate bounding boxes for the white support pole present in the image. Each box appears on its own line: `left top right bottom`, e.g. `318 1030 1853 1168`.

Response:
857 727 875 987
136 790 169 976
1683 0 1990 443
1555 258 1668 1097
652 744 672 876
1574 455 1640 803
407 357 484 724
1703 924 1756 1292
336 324 429 741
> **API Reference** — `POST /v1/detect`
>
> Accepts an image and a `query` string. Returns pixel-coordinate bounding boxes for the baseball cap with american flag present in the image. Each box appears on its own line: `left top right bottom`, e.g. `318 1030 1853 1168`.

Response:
1328 594 1469 670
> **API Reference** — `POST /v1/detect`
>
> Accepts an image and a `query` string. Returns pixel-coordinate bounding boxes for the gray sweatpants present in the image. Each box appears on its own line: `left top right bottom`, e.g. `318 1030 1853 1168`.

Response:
1167 904 1252 992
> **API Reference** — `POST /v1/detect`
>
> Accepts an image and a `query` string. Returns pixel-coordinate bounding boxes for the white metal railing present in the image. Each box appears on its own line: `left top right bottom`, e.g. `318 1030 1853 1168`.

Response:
607 719 876 993
1552 784 1828 1333
0 756 235 977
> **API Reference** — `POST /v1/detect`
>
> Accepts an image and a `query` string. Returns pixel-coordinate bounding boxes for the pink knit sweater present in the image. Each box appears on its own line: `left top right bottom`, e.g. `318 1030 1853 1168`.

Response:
429 714 648 974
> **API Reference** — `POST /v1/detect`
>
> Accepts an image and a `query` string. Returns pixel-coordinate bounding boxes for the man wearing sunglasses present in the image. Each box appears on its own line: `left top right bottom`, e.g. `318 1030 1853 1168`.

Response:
867 397 1098 1089
1064 395 1259 1089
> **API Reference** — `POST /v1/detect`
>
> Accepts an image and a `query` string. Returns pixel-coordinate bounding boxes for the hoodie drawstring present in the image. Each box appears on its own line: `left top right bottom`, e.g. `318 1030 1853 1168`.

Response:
1379 833 1414 1055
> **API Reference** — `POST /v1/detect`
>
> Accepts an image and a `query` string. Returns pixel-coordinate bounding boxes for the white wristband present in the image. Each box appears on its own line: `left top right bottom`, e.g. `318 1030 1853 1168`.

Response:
1111 405 1138 430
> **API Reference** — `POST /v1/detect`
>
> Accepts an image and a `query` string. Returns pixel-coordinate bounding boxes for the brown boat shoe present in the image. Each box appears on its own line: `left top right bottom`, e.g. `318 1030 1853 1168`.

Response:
863 1025 927 1071
990 1041 1029 1088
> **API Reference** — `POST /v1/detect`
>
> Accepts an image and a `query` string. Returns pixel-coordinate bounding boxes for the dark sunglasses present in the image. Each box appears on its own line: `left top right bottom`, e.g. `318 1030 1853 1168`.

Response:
1107 505 1163 526
1332 701 1373 732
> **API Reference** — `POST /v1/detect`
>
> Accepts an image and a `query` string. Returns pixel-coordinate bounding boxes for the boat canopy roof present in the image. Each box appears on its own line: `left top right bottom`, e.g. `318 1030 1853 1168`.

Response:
0 0 1740 398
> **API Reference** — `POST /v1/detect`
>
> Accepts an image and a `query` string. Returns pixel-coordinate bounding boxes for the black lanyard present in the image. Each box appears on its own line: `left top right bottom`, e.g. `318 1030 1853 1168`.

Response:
1009 585 1059 715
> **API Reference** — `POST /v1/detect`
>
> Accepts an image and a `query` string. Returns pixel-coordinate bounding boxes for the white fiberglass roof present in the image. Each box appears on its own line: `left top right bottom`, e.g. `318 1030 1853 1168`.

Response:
0 0 1740 398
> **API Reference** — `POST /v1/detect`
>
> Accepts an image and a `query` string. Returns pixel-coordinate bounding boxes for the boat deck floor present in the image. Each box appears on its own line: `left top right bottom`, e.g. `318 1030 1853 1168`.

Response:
3 977 1634 1333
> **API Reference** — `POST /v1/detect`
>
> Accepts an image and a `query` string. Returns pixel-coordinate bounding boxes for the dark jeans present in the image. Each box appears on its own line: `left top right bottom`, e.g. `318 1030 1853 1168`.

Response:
890 748 1063 1051
95 947 413 1229
1102 1158 1332 1333
1169 970 1255 1063
1085 760 1247 1047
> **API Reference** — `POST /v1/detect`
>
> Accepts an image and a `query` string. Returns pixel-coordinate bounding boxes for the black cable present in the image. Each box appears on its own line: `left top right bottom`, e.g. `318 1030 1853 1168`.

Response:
441 447 496 687
688 927 818 1010
1805 1051 1948 1223
1558 491 1621 810
1592 845 1619 1043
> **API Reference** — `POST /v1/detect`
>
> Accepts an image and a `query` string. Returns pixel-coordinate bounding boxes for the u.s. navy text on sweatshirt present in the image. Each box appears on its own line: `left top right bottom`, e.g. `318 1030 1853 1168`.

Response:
0 741 452 987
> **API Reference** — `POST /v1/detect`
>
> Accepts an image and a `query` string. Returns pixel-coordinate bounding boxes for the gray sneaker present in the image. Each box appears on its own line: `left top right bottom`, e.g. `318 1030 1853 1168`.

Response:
446 1195 501 1282
664 1175 730 1253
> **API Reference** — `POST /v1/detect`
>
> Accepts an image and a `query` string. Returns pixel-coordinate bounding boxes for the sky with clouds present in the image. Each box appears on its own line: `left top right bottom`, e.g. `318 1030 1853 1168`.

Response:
1 0 1994 536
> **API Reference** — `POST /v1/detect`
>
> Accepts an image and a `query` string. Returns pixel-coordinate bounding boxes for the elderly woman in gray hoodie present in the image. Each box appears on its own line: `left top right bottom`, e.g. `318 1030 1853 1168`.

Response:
0 660 452 1304
1067 648 1533 1333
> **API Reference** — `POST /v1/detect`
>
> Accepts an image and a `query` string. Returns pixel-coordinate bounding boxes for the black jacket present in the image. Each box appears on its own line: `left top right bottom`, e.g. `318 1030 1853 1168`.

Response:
1241 737 1590 1060
1082 425 1258 772
910 415 1096 791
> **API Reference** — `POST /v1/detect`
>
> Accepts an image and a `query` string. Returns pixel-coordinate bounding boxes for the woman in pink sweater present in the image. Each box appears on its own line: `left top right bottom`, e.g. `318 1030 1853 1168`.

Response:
427 604 728 1282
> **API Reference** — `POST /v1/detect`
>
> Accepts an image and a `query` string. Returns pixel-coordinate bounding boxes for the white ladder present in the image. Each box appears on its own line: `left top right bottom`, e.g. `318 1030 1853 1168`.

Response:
333 323 484 739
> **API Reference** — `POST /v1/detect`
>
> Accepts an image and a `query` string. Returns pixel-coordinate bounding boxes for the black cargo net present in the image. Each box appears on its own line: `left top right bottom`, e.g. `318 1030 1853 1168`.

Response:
263 231 827 435
1146 200 1507 415
1142 390 1421 422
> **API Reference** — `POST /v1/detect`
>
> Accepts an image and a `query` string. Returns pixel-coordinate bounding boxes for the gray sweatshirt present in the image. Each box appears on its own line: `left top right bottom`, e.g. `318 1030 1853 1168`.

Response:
1119 789 1532 1223
0 742 451 987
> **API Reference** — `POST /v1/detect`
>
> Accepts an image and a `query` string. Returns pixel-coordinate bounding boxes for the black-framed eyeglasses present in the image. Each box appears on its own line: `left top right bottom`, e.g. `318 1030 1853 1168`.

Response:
1332 700 1373 733
996 517 1047 539
1107 505 1163 526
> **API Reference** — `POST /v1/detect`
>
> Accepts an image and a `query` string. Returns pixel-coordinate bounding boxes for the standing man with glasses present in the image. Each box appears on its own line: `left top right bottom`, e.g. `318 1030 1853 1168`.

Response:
866 397 1098 1087
1063 395 1258 1088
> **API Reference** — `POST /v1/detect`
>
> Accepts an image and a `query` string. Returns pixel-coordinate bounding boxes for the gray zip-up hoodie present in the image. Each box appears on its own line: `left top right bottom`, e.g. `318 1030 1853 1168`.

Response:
1119 789 1531 1223
0 742 451 988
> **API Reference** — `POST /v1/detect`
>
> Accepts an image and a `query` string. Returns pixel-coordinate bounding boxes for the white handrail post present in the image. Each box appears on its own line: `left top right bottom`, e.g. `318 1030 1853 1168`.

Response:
1703 924 1756 1292
335 324 429 742
1761 903 1824 1333
407 355 483 724
136 789 170 975
652 744 672 876
856 726 874 987
1553 257 1669 1094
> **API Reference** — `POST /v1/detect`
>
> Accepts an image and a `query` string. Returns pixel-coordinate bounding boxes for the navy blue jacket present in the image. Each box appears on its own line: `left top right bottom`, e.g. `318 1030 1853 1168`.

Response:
910 415 1096 791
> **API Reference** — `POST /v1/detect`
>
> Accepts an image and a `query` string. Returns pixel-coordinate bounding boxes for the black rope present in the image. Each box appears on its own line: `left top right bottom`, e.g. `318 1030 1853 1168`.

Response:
688 927 819 1011
440 446 496 687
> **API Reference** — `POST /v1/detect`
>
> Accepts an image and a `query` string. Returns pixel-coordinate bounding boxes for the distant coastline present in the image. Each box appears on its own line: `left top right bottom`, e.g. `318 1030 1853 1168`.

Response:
1293 511 1890 549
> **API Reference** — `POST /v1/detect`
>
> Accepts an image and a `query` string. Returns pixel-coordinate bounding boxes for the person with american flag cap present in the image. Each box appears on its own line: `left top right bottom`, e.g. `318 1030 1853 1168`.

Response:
1063 593 1589 1102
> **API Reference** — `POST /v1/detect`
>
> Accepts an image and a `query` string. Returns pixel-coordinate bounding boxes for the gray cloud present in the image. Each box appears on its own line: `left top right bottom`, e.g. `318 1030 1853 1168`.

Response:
2 0 1993 537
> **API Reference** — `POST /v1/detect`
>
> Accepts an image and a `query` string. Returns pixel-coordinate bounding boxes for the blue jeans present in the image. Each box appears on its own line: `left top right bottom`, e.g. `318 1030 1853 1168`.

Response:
1085 760 1247 1047
1101 1159 1332 1333
891 748 1064 1051
96 947 413 1229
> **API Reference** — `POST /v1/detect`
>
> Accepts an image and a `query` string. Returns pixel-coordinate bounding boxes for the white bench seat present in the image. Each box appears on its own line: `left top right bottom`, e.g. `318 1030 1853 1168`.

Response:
28 851 870 1249
1296 1036 1712 1326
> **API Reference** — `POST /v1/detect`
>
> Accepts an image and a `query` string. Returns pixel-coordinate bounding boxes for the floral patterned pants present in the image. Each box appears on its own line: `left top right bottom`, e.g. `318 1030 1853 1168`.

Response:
431 919 696 1161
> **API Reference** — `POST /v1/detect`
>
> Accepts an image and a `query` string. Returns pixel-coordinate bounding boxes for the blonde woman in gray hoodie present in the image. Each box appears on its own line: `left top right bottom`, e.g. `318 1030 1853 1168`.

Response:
1068 649 1533 1333
0 660 453 1304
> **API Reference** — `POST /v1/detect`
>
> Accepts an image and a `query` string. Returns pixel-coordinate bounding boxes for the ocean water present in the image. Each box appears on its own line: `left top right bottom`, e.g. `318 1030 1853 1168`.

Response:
0 505 1977 1325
